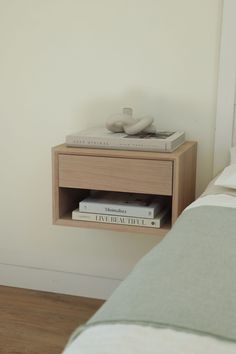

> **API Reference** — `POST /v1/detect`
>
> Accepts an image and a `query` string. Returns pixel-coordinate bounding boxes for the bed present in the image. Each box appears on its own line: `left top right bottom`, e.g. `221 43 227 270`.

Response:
61 154 236 354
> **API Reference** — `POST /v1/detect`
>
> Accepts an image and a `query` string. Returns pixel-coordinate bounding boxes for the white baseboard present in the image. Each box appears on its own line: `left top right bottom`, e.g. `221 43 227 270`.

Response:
0 263 121 300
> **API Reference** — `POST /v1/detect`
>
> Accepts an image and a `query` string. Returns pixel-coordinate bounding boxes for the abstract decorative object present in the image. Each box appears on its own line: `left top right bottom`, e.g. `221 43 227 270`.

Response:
106 107 157 135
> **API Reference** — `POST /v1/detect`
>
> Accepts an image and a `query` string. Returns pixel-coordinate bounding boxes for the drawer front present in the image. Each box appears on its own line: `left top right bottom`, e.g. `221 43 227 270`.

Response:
58 154 173 195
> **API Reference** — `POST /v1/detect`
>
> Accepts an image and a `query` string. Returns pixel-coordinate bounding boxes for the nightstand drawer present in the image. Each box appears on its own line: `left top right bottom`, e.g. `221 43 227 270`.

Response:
58 154 173 195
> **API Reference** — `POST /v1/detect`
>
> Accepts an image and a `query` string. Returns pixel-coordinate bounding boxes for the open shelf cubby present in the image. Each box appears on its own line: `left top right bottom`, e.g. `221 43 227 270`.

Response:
55 187 172 236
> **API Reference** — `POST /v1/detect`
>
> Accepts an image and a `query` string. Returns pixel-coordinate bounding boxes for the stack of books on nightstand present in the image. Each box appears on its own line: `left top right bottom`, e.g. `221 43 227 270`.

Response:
72 191 170 229
66 128 185 152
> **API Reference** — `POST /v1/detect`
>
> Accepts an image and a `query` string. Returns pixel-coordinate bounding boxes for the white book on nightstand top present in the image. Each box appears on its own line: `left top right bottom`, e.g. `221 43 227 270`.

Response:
66 127 185 152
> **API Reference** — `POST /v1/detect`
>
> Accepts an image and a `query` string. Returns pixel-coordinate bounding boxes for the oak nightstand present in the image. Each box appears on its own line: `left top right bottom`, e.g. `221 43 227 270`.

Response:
52 142 197 239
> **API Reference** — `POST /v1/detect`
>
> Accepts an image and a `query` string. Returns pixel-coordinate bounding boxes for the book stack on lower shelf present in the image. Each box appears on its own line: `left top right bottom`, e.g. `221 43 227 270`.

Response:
72 191 170 229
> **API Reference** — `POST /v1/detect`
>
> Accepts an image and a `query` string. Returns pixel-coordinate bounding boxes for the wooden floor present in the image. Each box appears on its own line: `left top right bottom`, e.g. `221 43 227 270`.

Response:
0 285 104 354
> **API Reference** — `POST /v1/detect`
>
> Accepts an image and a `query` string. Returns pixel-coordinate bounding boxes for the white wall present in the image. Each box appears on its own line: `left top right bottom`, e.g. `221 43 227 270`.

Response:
0 0 222 299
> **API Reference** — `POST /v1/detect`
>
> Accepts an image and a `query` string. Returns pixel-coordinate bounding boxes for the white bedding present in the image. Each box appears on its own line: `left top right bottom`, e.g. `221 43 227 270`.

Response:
63 194 236 354
63 324 236 354
186 193 236 210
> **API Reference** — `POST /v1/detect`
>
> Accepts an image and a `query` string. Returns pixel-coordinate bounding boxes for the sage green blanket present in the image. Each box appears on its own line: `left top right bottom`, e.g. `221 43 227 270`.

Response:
73 206 236 342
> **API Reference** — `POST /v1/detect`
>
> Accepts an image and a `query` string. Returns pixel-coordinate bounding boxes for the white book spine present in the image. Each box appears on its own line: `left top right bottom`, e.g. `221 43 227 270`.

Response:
72 210 168 228
66 135 166 151
79 201 160 218
65 130 185 152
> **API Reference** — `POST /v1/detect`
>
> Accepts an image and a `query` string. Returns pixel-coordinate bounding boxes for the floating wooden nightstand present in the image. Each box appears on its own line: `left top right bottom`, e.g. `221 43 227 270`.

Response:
52 142 197 238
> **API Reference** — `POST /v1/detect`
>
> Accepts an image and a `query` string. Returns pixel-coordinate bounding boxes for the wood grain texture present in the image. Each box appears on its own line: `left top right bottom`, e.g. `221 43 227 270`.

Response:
53 142 196 160
0 285 104 354
58 154 173 195
172 143 197 223
52 148 60 223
